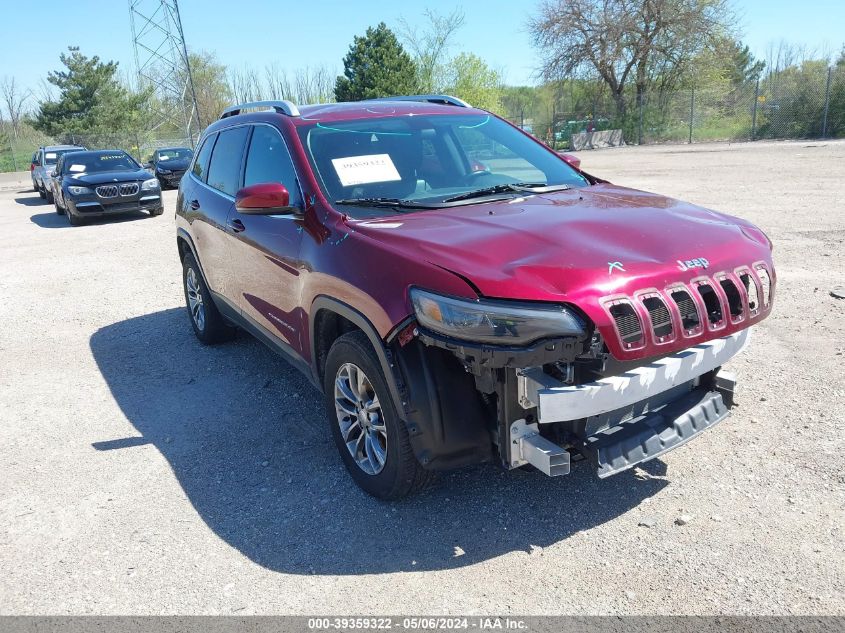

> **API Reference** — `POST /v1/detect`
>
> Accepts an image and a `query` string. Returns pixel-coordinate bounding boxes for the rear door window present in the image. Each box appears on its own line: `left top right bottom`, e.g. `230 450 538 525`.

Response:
206 127 249 196
192 133 217 181
243 125 302 207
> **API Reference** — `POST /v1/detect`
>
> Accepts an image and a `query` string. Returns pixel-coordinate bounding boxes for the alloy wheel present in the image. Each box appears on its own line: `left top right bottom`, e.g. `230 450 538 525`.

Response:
334 362 387 475
185 267 206 331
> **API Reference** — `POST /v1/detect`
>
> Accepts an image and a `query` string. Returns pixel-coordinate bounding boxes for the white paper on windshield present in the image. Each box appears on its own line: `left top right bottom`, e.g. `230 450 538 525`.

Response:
331 154 400 187
159 155 170 160
45 152 57 160
69 164 85 173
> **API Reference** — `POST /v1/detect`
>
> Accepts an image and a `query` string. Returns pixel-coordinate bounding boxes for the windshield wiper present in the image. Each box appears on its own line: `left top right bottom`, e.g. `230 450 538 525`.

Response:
334 197 442 210
443 182 570 203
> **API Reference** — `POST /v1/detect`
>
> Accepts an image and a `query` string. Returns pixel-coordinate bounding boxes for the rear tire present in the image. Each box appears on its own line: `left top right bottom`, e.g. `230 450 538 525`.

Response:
149 207 164 217
182 252 235 344
324 330 432 499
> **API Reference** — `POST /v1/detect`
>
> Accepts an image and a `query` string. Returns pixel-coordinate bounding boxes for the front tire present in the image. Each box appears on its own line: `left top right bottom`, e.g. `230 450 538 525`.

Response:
324 331 432 499
67 207 83 226
45 189 54 204
182 252 235 344
38 184 46 199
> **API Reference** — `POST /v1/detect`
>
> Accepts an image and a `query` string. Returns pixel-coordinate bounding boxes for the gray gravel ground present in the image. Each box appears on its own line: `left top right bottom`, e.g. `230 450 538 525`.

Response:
0 140 843 615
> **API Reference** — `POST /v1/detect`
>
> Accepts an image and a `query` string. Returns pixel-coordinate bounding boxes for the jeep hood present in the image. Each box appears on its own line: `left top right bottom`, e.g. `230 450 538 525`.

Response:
350 183 771 298
348 183 774 358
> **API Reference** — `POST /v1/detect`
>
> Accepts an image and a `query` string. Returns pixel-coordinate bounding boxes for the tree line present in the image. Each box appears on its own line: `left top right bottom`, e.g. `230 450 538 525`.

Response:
1 1 843 169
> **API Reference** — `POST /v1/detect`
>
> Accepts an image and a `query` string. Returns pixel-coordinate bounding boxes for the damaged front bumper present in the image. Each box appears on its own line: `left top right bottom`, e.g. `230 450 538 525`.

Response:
509 329 749 477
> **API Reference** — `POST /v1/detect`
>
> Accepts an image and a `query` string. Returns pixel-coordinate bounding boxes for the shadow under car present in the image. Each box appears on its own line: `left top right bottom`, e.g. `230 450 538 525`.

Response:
89 307 668 575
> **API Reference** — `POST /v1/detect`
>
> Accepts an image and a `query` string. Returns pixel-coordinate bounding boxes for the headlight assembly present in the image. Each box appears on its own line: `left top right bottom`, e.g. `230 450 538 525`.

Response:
67 186 92 196
141 178 160 191
410 288 585 345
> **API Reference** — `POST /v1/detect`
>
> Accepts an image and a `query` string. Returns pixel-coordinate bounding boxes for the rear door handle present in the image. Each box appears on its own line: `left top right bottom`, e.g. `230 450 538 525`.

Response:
189 199 200 211
227 218 245 233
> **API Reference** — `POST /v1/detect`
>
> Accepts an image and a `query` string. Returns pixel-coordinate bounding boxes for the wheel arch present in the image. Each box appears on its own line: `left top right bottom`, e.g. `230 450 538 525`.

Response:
310 296 493 470
310 296 406 410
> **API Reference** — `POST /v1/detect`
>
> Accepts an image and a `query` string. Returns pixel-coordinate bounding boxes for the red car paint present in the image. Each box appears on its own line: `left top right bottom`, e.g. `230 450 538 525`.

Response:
178 101 775 367
558 152 581 169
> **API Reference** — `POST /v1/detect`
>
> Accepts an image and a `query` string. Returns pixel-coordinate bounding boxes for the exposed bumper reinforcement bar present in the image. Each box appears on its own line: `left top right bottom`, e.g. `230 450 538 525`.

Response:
579 385 731 478
510 378 734 478
517 328 750 424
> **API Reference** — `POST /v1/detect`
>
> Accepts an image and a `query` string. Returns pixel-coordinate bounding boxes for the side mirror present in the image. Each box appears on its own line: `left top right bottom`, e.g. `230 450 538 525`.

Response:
50 171 58 178
558 152 581 170
144 161 154 169
235 182 298 215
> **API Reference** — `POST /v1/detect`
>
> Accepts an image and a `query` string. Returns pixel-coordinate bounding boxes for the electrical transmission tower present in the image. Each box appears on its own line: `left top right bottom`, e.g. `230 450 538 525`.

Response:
129 0 201 148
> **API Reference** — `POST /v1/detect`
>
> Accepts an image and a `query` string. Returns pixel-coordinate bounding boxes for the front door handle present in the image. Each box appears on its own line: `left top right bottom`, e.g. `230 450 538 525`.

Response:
227 218 245 233
190 199 200 211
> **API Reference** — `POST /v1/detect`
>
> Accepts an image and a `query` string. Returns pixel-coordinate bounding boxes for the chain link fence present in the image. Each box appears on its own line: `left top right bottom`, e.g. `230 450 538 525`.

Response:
508 65 845 149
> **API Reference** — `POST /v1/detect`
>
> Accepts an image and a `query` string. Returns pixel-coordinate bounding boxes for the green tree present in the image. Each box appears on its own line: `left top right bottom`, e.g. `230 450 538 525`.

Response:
33 47 148 140
184 51 231 128
335 23 417 101
529 0 734 119
397 9 465 93
443 53 502 112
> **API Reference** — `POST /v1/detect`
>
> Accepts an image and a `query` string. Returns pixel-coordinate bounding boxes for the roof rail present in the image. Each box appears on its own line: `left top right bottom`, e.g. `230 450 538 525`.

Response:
220 100 300 119
368 94 472 108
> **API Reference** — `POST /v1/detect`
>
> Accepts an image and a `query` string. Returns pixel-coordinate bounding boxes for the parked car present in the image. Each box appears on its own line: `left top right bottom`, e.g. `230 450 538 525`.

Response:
30 152 39 191
145 147 194 189
52 149 163 226
32 145 86 202
176 96 775 499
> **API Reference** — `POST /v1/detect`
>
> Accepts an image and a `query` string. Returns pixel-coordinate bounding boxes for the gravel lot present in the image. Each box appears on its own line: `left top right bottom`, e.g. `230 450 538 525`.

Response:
0 140 843 615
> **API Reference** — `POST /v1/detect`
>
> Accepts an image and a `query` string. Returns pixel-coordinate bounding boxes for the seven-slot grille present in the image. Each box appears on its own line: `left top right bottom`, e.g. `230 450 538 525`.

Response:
605 266 772 349
95 183 139 198
608 303 643 345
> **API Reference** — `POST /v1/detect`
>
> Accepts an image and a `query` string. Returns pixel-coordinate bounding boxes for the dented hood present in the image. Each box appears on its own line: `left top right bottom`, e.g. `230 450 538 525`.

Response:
349 183 772 301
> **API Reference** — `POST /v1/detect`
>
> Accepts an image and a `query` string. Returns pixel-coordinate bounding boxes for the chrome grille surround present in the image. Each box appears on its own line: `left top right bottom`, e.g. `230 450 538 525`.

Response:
95 183 139 198
96 185 118 198
602 262 773 350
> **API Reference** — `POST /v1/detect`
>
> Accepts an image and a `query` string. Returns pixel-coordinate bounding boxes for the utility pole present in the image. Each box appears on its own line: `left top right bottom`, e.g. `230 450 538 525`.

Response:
822 66 832 138
129 0 201 149
689 89 694 144
751 80 760 141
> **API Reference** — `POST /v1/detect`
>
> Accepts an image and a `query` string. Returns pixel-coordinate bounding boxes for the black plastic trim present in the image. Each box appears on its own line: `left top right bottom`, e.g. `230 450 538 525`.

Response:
309 296 406 406
417 326 589 371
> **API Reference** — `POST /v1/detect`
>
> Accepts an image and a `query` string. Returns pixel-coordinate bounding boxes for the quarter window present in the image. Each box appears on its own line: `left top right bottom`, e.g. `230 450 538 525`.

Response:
207 127 249 196
192 133 217 181
244 125 302 207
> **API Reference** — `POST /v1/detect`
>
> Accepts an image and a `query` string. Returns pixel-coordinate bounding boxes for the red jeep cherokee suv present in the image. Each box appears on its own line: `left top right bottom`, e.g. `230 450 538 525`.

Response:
176 95 775 499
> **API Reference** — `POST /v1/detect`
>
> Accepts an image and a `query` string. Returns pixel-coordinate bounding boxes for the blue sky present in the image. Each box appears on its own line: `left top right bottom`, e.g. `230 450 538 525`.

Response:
2 0 843 101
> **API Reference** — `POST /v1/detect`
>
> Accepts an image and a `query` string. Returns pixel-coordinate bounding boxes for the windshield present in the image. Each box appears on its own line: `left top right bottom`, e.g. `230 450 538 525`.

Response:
64 152 140 174
298 113 588 216
156 148 193 161
44 149 81 166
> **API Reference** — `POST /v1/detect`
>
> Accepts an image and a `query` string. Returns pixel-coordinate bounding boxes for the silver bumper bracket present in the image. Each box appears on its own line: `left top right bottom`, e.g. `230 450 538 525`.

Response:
509 419 570 476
